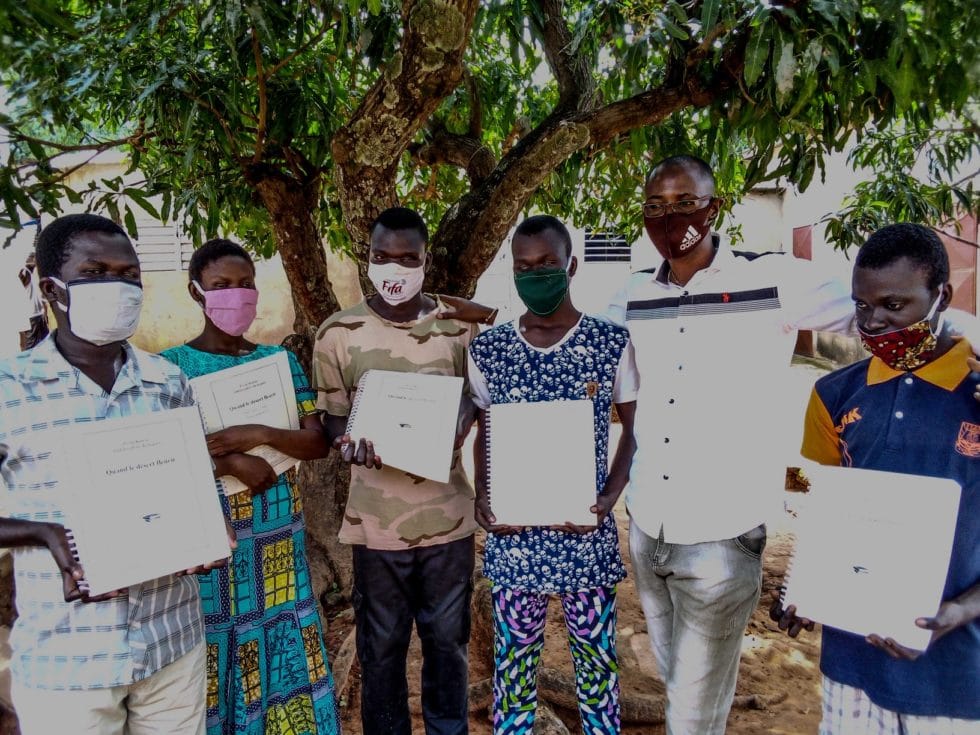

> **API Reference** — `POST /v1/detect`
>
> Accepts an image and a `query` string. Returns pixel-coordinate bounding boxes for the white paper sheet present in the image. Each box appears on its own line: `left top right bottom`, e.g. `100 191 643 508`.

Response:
191 351 300 495
56 407 232 595
783 463 961 650
346 370 463 483
486 400 597 527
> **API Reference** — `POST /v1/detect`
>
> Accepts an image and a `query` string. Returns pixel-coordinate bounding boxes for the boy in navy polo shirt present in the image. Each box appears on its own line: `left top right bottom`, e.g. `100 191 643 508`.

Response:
772 223 980 734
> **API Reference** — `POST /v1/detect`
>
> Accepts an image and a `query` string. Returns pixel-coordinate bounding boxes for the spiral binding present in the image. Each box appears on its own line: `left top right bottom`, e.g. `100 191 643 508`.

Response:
63 527 91 595
345 371 373 437
483 408 493 509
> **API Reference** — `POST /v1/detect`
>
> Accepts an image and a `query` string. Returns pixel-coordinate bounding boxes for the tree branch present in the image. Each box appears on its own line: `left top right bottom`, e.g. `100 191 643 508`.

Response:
331 0 481 257
180 91 243 160
3 130 147 154
408 124 496 185
530 0 595 112
264 15 332 79
252 28 269 163
428 22 751 295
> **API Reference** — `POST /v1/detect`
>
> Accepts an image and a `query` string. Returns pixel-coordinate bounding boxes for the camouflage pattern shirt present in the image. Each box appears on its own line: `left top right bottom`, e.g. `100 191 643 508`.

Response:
312 297 478 550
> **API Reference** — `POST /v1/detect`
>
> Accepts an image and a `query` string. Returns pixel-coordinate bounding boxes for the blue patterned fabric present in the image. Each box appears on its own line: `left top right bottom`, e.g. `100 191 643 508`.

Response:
160 344 339 735
468 316 629 593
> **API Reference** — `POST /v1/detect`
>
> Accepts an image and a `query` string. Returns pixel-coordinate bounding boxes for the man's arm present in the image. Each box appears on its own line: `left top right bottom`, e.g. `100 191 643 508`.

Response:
866 581 980 661
592 401 636 523
435 295 497 325
0 517 123 602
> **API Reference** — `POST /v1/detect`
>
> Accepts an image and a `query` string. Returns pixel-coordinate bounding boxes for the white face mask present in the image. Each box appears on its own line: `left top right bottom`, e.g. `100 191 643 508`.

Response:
49 277 143 346
368 262 425 305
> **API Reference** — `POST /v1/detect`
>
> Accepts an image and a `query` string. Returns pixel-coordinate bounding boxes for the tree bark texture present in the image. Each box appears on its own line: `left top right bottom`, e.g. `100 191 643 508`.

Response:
331 0 481 269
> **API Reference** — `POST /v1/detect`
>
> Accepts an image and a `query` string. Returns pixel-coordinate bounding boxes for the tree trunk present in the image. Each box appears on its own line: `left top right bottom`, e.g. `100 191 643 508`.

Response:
248 168 356 607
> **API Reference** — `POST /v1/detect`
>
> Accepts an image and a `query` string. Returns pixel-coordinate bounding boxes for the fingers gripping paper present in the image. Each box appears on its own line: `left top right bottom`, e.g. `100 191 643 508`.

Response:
486 400 597 527
782 464 961 650
345 370 464 483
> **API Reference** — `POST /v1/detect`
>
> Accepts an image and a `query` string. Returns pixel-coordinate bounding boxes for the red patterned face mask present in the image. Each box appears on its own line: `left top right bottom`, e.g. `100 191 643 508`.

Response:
858 295 943 371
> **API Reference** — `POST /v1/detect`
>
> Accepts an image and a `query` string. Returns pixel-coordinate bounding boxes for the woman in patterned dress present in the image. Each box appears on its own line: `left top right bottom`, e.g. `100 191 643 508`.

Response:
161 239 340 735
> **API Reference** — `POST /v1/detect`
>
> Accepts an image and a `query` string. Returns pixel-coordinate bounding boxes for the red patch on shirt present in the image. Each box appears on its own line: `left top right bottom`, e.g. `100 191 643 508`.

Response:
954 421 980 458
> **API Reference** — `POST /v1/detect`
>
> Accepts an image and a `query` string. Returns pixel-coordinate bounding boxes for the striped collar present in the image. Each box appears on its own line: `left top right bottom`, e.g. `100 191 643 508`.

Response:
16 333 168 386
867 338 973 391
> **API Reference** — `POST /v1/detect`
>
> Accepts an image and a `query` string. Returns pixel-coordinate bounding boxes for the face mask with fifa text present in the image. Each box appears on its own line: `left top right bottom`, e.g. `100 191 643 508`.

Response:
49 277 143 346
368 262 425 306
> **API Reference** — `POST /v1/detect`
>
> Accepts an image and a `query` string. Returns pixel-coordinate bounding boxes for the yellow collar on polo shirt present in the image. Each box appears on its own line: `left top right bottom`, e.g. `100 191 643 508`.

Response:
867 338 973 391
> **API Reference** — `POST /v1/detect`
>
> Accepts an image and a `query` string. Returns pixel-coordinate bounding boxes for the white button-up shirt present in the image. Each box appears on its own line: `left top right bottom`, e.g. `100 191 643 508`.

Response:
607 239 854 544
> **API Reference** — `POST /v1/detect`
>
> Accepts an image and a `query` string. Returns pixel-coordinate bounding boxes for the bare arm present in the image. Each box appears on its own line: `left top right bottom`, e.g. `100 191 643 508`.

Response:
592 401 637 522
204 413 330 461
0 517 109 602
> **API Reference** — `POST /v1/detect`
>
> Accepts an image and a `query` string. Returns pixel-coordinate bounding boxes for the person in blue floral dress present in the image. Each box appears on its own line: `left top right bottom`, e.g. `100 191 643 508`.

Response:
161 239 340 735
468 216 640 735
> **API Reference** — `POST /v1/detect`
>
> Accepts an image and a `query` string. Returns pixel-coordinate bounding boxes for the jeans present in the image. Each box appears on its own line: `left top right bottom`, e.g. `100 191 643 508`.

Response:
352 535 475 735
628 522 765 735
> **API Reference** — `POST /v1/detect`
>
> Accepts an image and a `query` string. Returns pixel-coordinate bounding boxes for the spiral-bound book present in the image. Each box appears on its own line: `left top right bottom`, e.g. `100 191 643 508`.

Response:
486 399 597 527
345 370 464 483
191 351 300 495
782 464 961 650
54 407 232 596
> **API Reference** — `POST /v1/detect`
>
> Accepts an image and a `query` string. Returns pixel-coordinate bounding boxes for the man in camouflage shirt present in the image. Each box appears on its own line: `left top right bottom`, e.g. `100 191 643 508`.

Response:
313 207 478 735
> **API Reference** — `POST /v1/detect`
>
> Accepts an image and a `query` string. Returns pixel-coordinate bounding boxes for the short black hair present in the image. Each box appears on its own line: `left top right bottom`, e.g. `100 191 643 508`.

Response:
35 213 128 278
188 238 254 283
647 154 716 194
513 215 573 257
855 223 949 290
370 207 428 243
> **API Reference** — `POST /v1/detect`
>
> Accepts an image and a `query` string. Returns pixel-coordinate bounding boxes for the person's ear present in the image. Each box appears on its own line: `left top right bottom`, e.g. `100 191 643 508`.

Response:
423 249 432 272
568 255 578 278
707 196 723 224
938 282 953 312
39 276 64 305
189 280 205 307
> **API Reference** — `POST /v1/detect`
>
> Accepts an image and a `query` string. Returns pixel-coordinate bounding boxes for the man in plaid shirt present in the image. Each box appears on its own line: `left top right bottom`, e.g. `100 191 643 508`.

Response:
0 214 226 734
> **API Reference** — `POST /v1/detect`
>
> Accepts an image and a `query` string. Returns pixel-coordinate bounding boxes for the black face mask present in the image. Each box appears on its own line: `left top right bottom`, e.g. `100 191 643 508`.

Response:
644 205 713 260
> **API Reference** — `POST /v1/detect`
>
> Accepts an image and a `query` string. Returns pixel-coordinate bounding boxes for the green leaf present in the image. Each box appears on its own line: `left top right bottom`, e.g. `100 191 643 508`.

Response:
743 20 771 87
124 188 160 219
700 0 720 33
123 205 138 238
663 18 689 40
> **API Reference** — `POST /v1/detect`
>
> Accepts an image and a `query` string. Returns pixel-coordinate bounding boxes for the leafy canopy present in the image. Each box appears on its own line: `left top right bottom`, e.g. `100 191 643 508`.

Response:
1 0 977 265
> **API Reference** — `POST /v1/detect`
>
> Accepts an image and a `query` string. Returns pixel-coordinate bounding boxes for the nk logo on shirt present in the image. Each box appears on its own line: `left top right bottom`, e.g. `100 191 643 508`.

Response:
955 421 980 458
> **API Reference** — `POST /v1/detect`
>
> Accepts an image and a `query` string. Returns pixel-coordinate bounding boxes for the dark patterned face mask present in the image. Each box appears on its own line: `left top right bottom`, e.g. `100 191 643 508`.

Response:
858 294 943 371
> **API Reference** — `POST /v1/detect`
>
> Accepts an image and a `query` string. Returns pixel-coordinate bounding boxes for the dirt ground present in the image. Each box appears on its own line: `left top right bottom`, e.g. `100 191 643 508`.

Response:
325 504 824 735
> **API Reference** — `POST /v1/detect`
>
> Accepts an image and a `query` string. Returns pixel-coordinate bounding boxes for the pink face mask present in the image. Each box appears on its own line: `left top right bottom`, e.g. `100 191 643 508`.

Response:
193 282 259 336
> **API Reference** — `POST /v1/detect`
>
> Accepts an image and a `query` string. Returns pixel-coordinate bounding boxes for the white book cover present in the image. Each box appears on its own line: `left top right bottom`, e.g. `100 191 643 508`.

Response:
486 400 597 527
346 370 464 483
782 463 961 650
190 351 300 495
56 406 232 595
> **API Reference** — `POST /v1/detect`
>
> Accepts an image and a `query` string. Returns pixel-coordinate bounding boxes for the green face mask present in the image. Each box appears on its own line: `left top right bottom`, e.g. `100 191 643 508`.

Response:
514 267 569 316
